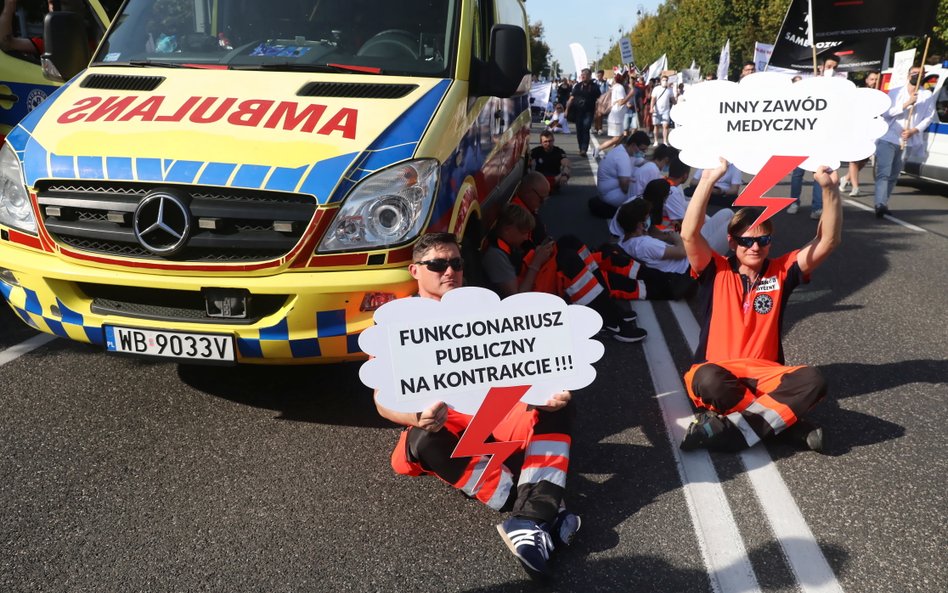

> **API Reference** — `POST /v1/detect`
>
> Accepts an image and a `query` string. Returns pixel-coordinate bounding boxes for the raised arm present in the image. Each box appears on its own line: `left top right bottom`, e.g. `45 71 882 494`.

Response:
681 159 728 273
797 166 842 275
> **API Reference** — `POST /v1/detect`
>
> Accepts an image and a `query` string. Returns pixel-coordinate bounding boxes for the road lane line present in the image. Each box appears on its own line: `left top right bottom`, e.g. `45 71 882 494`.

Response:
0 334 56 366
668 303 845 593
633 301 762 593
843 198 926 232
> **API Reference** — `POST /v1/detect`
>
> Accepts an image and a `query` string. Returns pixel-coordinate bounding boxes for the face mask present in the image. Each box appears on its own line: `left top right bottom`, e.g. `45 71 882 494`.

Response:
823 68 835 78
643 217 651 231
909 75 919 86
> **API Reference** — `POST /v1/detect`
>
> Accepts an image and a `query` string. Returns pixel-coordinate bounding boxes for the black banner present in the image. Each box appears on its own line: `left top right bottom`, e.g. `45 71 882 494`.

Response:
812 0 940 39
768 0 938 72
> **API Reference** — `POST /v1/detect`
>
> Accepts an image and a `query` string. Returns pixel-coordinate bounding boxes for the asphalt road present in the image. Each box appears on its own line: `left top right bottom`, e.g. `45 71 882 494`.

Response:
1 127 946 593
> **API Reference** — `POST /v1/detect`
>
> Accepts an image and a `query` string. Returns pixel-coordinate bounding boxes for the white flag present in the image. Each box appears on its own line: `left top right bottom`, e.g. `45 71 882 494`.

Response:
717 39 730 81
646 53 667 81
569 43 590 76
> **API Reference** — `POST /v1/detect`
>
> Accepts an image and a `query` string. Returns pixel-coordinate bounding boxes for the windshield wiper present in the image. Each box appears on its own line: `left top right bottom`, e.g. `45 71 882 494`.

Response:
122 60 207 69
229 62 382 74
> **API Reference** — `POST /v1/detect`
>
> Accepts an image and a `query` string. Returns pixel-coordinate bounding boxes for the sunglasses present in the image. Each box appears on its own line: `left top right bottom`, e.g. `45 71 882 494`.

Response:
414 257 464 273
732 235 773 248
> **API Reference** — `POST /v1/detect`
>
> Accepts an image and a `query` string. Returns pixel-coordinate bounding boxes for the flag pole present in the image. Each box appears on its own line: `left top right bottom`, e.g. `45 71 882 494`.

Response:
808 0 818 74
901 35 932 149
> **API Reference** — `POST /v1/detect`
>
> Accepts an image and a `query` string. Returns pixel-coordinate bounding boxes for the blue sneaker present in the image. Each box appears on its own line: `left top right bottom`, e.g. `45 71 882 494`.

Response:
497 517 554 580
551 509 581 547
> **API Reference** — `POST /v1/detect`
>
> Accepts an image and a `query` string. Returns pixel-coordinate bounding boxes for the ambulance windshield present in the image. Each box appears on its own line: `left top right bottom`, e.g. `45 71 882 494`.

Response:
94 0 457 75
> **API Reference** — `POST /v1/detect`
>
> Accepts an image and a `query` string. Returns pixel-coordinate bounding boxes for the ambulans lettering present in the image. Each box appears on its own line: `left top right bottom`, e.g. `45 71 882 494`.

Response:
56 95 359 138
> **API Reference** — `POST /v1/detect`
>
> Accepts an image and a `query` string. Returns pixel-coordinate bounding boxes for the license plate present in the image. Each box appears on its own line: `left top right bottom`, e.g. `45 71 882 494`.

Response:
105 326 235 362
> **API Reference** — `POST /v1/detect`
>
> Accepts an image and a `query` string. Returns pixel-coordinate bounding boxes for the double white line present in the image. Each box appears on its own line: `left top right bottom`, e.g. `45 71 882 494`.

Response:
635 299 844 593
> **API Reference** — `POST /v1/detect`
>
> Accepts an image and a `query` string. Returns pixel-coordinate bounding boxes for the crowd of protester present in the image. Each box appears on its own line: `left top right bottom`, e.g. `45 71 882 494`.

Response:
373 56 937 583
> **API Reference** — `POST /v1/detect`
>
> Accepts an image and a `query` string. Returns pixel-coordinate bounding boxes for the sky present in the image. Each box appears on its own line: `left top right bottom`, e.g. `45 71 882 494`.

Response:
526 0 664 77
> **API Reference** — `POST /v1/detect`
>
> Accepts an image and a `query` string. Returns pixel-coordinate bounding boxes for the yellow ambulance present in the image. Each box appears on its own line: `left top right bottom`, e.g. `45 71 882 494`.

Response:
0 0 532 364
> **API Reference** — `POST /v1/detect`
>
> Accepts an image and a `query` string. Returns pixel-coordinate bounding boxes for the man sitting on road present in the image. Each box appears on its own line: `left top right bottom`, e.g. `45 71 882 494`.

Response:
530 130 571 194
374 232 581 582
678 161 842 454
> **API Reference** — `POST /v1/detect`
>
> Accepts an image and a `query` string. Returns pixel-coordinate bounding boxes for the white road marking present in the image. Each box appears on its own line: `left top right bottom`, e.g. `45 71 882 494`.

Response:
844 198 927 232
0 333 56 366
633 301 762 593
667 303 845 593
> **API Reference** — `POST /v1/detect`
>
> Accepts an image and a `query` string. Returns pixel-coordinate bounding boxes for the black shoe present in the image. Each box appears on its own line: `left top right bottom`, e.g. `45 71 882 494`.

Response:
874 204 889 219
680 411 746 452
779 419 825 453
610 320 647 343
614 299 638 322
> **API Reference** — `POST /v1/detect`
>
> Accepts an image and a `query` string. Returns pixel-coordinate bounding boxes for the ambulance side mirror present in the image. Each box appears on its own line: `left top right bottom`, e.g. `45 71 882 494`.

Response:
41 12 91 83
472 24 531 99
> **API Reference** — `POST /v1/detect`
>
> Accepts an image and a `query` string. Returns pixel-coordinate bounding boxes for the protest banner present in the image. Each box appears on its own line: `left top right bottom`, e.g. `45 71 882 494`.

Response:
360 287 603 414
669 72 891 226
359 287 604 487
889 49 917 90
619 37 634 65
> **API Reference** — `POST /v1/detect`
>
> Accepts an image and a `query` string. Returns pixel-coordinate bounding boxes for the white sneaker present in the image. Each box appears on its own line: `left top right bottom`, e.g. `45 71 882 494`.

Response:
839 177 849 191
786 202 799 214
810 208 822 220
849 187 861 197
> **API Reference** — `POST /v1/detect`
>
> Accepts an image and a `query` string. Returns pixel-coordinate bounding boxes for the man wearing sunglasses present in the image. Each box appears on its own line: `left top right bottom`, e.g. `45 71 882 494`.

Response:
374 232 581 581
677 160 842 454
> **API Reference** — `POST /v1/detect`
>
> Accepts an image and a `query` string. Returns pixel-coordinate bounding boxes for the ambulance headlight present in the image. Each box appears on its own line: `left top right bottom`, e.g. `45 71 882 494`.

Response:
0 144 36 234
317 159 439 253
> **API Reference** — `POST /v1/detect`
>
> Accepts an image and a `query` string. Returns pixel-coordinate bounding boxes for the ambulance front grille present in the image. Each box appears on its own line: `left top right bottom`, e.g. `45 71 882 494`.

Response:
36 181 319 263
79 283 288 324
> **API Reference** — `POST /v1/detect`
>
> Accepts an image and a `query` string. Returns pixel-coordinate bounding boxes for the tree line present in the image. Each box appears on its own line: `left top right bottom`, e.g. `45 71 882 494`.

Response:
527 0 947 80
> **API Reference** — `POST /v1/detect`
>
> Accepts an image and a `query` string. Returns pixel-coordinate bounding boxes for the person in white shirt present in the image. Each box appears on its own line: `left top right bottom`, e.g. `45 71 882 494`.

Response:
686 163 743 206
547 103 571 134
589 131 650 218
630 144 675 198
615 198 696 300
873 65 936 218
597 73 631 154
663 157 691 223
650 75 676 145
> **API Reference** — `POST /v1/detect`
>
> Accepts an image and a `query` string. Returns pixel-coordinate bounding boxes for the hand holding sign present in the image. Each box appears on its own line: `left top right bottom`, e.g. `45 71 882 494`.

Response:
670 72 890 226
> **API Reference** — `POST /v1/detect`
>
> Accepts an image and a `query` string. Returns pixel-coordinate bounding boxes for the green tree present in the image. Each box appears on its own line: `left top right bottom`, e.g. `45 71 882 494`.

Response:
529 21 552 77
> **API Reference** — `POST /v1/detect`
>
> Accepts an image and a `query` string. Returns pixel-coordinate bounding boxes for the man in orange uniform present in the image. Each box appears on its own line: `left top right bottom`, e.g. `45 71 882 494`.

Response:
374 232 580 582
678 161 842 452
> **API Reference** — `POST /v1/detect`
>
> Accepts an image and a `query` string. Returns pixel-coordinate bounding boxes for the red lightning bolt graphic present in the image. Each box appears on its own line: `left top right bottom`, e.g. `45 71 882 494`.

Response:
732 155 808 229
451 385 530 492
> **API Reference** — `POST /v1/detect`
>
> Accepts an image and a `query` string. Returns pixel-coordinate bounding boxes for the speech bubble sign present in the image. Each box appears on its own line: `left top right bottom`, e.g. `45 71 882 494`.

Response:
359 287 604 415
669 71 891 174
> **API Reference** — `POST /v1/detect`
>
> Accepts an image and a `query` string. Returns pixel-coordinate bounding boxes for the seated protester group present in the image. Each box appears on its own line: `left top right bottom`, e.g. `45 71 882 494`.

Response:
610 178 733 257
615 199 698 300
685 162 744 207
482 203 648 343
530 130 571 194
589 131 651 219
678 162 843 453
374 232 580 581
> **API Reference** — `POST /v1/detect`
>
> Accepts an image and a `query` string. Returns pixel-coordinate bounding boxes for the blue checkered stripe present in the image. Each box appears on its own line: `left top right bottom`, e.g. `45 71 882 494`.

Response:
0 282 363 359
